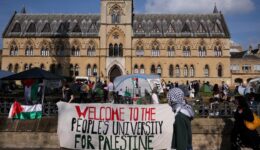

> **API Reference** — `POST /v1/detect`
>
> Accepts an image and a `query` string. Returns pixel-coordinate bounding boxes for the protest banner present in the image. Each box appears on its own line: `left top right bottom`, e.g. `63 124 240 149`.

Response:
57 102 175 150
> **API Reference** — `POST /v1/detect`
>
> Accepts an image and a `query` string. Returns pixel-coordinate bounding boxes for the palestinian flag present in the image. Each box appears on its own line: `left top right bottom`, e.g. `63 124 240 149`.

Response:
8 101 42 119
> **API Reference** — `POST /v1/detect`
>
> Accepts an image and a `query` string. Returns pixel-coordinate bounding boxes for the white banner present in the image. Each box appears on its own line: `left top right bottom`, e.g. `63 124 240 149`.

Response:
57 102 175 150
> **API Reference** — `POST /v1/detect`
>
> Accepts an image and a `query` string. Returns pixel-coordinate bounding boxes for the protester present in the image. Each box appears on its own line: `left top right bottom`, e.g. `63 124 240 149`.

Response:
167 88 194 150
231 96 260 150
108 80 114 102
62 84 74 103
151 88 159 104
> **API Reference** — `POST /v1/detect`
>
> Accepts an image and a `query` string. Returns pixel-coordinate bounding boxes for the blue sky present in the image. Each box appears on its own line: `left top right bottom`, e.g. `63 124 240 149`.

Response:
0 0 260 50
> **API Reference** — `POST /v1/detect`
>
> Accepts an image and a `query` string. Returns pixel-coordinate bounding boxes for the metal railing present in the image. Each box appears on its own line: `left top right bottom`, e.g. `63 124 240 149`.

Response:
1 99 259 118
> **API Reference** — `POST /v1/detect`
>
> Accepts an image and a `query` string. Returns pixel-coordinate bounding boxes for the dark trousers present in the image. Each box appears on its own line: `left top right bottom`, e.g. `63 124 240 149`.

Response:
172 112 192 150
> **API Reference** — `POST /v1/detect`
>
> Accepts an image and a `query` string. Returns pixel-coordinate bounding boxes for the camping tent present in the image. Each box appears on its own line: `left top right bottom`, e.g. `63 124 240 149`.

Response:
113 74 162 97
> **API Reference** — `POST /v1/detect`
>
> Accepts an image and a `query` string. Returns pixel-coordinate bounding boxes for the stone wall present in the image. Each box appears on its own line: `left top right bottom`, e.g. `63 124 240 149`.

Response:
0 117 258 150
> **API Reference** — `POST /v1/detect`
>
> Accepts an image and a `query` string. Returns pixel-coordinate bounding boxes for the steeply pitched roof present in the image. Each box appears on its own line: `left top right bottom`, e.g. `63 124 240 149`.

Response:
3 12 230 38
230 51 247 58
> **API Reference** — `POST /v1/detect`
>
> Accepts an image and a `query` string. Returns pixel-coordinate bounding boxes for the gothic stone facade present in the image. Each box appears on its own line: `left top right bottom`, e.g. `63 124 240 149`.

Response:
2 0 231 84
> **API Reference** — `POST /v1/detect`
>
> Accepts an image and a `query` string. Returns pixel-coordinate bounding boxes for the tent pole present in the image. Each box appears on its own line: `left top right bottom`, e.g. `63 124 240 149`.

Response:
41 80 46 111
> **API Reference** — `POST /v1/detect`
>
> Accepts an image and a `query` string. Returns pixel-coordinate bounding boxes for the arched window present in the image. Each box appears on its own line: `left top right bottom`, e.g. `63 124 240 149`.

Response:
109 43 113 57
198 46 203 57
40 64 45 70
151 65 156 74
134 64 139 74
71 46 80 56
140 64 145 74
176 65 180 77
69 64 74 77
136 46 144 57
57 64 62 75
24 64 29 71
50 64 56 74
41 44 49 56
190 65 195 77
152 44 160 57
169 65 174 77
14 64 19 73
119 43 123 57
75 64 79 76
10 44 18 56
87 64 92 76
214 46 222 57
217 64 223 77
114 44 119 57
8 64 13 72
93 65 97 76
157 65 162 76
184 65 188 77
25 46 33 56
111 7 121 24
56 45 65 56
204 65 209 77
168 46 175 57
183 46 191 57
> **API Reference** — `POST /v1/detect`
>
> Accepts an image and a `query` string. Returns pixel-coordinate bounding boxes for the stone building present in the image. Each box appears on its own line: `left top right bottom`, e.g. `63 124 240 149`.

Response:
1 0 232 84
231 44 260 84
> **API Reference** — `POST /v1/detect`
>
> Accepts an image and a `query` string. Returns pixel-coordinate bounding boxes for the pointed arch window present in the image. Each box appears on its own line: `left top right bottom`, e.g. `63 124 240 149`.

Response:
134 64 139 74
140 64 145 74
168 46 175 57
109 43 113 57
157 65 162 76
183 46 191 57
176 65 180 77
199 46 206 57
8 64 13 72
41 46 49 56
114 44 119 57
87 64 92 76
25 46 33 56
119 43 123 57
111 7 121 24
169 65 174 77
40 64 45 70
152 43 160 57
27 23 36 33
93 65 97 76
151 65 156 74
71 46 80 56
11 23 21 32
190 65 195 77
204 65 209 77
75 64 79 76
42 23 51 32
24 64 29 71
217 64 223 77
87 42 96 56
214 46 222 57
69 64 74 77
136 45 144 57
14 64 19 73
56 45 65 56
184 65 188 77
10 45 18 56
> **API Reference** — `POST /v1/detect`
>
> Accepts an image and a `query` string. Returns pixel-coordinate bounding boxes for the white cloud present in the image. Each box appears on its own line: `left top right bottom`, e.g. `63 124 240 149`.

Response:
145 0 255 14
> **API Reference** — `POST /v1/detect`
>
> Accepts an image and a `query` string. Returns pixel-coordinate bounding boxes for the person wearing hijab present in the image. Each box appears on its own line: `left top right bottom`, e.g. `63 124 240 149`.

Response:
167 88 194 150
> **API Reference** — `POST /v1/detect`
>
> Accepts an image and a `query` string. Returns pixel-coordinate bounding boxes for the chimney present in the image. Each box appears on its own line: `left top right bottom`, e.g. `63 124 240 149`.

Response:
248 45 252 54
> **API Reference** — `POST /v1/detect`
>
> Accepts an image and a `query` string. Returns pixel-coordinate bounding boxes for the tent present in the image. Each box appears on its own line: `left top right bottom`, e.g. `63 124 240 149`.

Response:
113 74 162 97
1 68 62 80
2 68 63 105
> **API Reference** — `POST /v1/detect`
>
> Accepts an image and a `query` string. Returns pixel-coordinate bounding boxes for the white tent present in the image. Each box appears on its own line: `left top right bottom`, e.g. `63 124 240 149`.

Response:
113 74 162 97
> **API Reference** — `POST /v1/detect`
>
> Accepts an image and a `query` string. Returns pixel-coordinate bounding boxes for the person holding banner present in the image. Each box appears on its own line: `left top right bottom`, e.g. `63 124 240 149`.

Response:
167 88 194 150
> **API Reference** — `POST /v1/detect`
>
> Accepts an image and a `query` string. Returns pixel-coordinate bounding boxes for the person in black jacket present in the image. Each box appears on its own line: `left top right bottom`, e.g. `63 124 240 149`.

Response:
231 96 260 150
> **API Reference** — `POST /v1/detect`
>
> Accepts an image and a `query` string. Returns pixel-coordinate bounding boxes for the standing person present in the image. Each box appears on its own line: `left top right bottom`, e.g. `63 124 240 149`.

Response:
103 80 108 103
151 88 159 104
108 80 114 102
167 88 194 150
231 96 260 150
62 84 74 103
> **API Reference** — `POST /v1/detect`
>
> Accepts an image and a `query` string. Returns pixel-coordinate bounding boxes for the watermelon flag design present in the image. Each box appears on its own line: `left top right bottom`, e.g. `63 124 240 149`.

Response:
8 101 42 120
